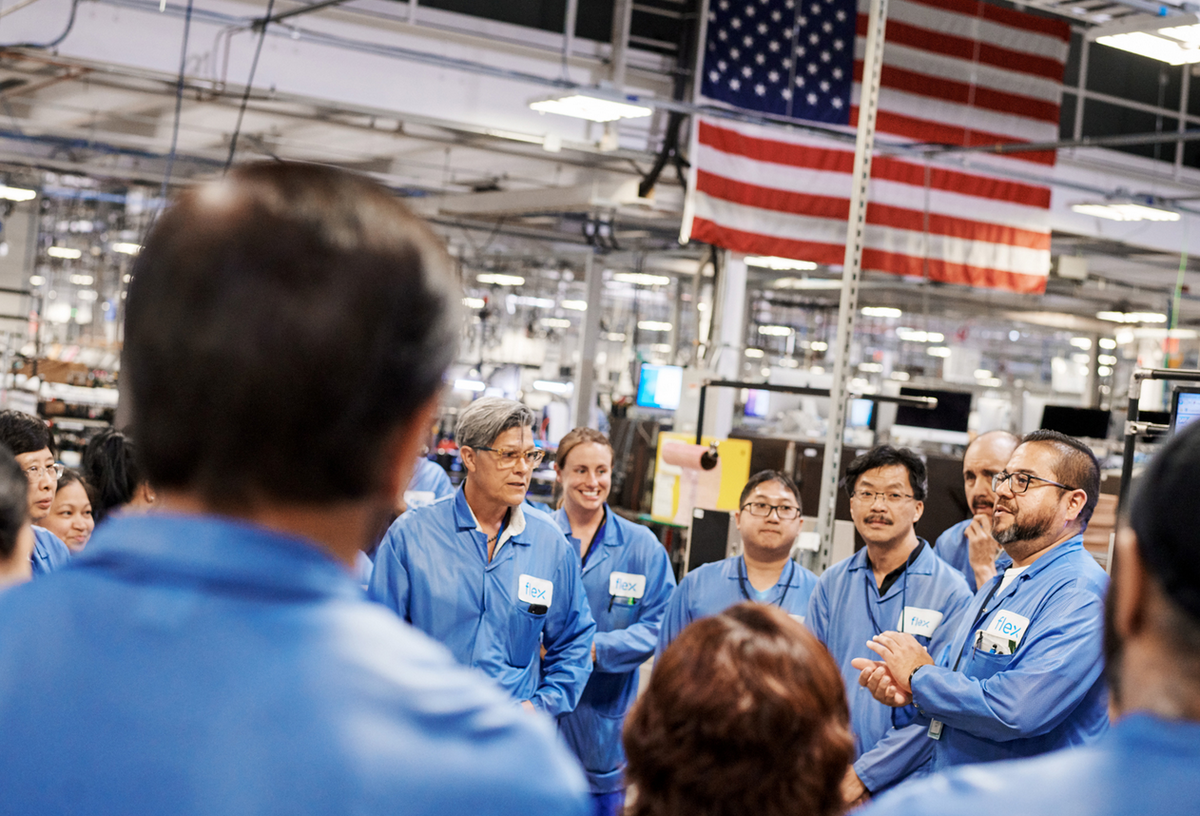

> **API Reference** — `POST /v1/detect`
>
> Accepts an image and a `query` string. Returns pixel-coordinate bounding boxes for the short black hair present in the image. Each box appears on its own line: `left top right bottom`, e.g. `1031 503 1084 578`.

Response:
0 445 27 560
739 470 802 512
1020 429 1100 528
123 162 461 508
841 446 927 501
81 429 144 525
0 410 54 457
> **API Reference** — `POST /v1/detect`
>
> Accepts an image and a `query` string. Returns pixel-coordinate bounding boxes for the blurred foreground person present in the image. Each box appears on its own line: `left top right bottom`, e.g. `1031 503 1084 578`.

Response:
0 446 36 590
43 469 95 552
82 428 156 524
0 409 70 575
0 163 588 816
862 420 1200 816
625 602 853 816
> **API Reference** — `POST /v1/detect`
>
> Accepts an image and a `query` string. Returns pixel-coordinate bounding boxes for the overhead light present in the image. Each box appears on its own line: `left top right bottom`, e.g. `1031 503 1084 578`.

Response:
529 93 653 122
1097 311 1167 323
637 320 672 332
758 325 794 336
745 256 818 271
810 341 828 351
651 343 672 353
613 272 670 286
1099 337 1118 349
896 328 944 343
889 371 911 381
773 277 842 290
1071 202 1179 222
1090 15 1200 65
1098 354 1118 365
928 346 951 357
533 380 573 395
974 369 993 379
77 290 99 302
69 274 93 285
1132 327 1199 339
1069 337 1092 350
0 184 36 202
112 242 141 255
778 357 799 368
477 273 525 286
462 297 486 309
859 362 884 373
541 317 572 328
1071 353 1091 364
744 348 765 358
47 247 82 260
454 379 486 392
1098 366 1113 377
561 300 587 311
810 365 825 374
862 306 902 318
978 377 1003 388
28 275 44 286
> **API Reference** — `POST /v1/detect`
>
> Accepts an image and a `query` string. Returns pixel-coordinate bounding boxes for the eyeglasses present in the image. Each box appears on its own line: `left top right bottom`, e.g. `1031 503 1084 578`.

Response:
992 471 1075 495
472 446 545 468
741 501 801 520
849 490 915 505
23 463 64 481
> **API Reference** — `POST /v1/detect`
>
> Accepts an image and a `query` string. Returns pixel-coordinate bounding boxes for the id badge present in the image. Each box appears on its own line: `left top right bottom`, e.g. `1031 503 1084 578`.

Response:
928 719 944 741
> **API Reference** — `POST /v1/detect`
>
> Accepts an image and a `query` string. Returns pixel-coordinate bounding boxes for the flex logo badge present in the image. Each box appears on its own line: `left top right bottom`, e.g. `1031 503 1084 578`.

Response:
517 574 554 607
897 607 943 638
609 572 646 599
978 610 1031 655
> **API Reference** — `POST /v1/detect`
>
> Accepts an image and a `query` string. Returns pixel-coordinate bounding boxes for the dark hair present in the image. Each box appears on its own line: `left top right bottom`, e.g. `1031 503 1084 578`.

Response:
56 467 94 502
123 162 461 508
738 469 801 512
0 410 54 457
624 603 852 816
1020 429 1101 528
841 445 927 501
81 429 143 524
0 445 27 560
554 427 612 470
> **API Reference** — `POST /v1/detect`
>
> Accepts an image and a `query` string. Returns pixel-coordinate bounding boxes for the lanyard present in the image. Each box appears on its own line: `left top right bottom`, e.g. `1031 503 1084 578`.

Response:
581 512 607 570
865 567 908 637
737 556 797 610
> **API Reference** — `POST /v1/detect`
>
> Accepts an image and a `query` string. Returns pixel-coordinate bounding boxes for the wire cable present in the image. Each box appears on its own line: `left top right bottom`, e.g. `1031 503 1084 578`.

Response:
223 0 276 174
0 0 79 48
158 0 195 205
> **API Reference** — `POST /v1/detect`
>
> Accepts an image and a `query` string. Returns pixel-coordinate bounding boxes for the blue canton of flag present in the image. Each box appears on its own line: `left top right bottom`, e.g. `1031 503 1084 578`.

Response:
700 0 855 125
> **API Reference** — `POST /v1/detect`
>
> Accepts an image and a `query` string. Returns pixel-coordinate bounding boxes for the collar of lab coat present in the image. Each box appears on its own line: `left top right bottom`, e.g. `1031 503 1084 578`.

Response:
453 487 530 552
721 553 808 587
986 533 1086 605
551 505 620 573
846 538 933 598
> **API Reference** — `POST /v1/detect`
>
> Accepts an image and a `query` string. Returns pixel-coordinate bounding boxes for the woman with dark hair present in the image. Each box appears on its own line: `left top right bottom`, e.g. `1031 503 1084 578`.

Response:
0 445 34 589
624 602 854 816
81 429 155 524
43 469 95 552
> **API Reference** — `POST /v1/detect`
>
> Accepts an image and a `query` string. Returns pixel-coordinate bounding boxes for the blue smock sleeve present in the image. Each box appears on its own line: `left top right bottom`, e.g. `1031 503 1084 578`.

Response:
911 586 1105 742
805 577 830 644
854 720 935 793
533 553 596 718
928 581 975 666
654 574 694 660
594 529 676 675
366 523 411 619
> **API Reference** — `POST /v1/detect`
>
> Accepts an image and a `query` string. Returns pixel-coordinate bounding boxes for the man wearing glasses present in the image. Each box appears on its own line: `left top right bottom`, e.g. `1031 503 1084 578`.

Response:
807 446 973 805
656 470 817 654
0 410 70 576
852 430 1109 775
370 396 596 719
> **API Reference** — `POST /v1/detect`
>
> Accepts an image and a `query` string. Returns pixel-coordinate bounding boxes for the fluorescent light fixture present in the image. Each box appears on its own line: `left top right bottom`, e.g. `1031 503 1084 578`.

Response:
541 317 572 329
651 343 673 353
758 325 794 336
613 272 670 287
28 275 44 286
1098 366 1113 377
47 247 82 260
778 357 800 368
1097 311 1168 324
122 274 132 283
810 366 825 374
761 367 771 377
454 379 486 392
69 274 93 285
1071 353 1091 364
1098 354 1118 365
112 242 141 255
978 377 1003 388
462 297 486 309
928 346 951 357
773 277 842 290
974 369 993 379
77 290 99 302
859 362 884 373
1090 15 1200 65
744 348 765 358
1132 327 1199 339
896 328 944 343
477 273 525 286
745 256 818 271
1115 329 1135 344
604 331 627 341
637 320 672 332
0 184 35 202
529 93 653 122
810 341 828 351
1071 202 1179 222
862 306 902 318
561 300 587 311
1099 337 1118 350
1069 337 1092 350
533 380 573 395
889 371 911 381
511 295 555 308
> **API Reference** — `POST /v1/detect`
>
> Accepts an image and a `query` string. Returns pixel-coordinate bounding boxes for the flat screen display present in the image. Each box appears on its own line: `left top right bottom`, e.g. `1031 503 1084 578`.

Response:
1171 387 1200 434
848 398 875 428
744 389 770 418
1040 405 1110 440
894 388 971 433
636 364 683 411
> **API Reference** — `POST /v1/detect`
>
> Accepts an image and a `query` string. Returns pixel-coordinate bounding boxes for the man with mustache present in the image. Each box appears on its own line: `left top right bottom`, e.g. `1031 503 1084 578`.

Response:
807 446 972 805
851 430 1109 774
934 431 1020 591
857 422 1200 816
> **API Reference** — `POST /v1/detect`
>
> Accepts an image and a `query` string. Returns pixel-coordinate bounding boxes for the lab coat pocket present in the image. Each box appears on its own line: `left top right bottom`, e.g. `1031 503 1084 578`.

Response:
561 705 628 775
965 647 1014 681
509 604 546 669
605 597 640 629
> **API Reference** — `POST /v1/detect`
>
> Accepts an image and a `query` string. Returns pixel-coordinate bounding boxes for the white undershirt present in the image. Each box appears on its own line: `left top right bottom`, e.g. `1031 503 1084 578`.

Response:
998 565 1029 593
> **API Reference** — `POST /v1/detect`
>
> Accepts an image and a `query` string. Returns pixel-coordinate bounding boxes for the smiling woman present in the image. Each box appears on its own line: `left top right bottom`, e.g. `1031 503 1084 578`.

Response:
42 470 94 552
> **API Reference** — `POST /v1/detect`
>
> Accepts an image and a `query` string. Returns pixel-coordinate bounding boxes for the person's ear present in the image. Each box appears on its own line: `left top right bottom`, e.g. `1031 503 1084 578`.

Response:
1112 527 1150 640
911 500 924 524
1063 489 1087 523
378 395 440 506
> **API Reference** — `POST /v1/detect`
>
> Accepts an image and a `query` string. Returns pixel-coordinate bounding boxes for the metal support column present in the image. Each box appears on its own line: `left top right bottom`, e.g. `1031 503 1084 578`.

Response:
572 252 602 429
815 0 889 571
1073 36 1087 144
701 250 746 440
610 0 634 88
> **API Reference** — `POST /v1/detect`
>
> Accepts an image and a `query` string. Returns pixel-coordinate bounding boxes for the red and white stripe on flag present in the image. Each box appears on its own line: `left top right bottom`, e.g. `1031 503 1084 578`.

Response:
684 0 1070 295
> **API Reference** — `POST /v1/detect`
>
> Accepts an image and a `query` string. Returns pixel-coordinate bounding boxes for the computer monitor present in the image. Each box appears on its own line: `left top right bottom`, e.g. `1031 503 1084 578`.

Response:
1039 405 1111 440
636 363 683 411
1170 387 1200 434
744 389 770 419
847 398 875 429
894 388 971 432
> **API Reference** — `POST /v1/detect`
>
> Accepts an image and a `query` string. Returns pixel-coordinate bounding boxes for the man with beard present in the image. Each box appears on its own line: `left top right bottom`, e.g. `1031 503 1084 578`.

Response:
808 447 972 805
934 431 1019 591
851 429 1109 773
857 422 1200 816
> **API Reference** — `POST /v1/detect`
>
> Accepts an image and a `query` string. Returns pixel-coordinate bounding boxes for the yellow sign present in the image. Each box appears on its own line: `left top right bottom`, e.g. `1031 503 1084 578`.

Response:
649 433 753 523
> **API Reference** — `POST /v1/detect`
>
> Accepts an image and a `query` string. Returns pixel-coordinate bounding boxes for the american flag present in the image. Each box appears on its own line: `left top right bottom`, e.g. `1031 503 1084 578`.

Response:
684 0 1070 294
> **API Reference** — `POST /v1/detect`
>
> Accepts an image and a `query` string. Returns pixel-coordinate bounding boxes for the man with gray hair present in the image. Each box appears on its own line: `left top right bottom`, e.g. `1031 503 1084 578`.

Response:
370 397 596 718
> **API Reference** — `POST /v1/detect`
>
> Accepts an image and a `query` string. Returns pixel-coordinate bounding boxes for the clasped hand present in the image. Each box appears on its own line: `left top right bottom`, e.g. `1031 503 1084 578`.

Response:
849 631 934 707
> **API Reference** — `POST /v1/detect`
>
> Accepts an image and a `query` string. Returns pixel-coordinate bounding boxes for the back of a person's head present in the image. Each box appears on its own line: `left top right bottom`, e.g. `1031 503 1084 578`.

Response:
0 444 28 561
0 410 53 457
624 603 853 816
81 429 142 524
123 162 461 510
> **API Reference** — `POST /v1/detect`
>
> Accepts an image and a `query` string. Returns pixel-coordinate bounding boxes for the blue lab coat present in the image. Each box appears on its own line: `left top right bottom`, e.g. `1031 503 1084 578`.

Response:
369 489 596 718
656 554 818 657
807 541 973 793
858 713 1200 816
551 506 677 793
406 458 454 507
31 524 70 576
892 534 1109 772
934 518 1012 592
0 514 590 816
